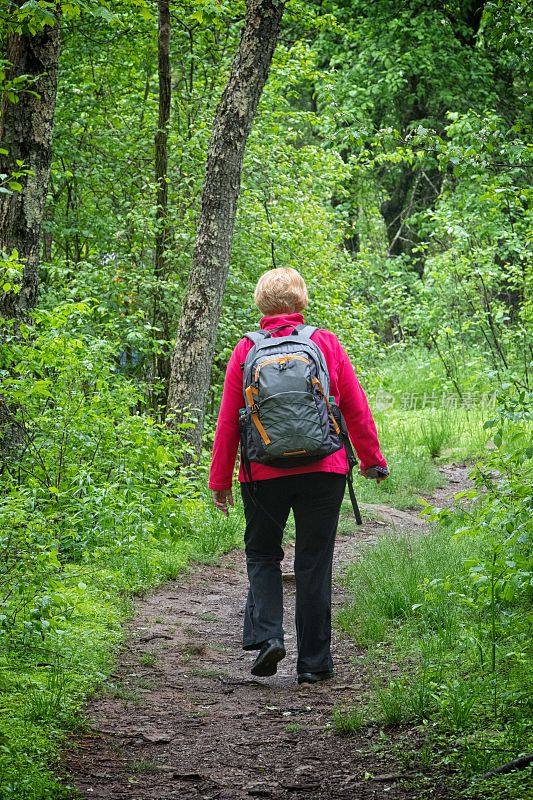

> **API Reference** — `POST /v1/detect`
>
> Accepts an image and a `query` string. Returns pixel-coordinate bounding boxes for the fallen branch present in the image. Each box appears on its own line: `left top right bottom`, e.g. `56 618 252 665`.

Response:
479 753 533 780
138 633 173 642
371 772 415 782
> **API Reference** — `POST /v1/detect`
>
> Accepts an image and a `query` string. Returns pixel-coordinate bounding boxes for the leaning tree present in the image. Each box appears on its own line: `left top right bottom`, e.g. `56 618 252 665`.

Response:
166 0 286 452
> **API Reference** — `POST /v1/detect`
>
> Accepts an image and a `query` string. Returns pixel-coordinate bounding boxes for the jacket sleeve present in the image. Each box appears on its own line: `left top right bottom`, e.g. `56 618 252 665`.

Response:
208 342 245 491
336 340 387 473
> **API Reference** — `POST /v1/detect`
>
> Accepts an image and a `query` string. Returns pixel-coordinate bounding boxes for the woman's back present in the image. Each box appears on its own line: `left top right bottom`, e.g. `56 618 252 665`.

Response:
209 310 387 490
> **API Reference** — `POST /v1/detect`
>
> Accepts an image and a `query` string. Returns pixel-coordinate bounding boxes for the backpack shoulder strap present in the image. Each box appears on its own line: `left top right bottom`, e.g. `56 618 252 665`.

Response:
243 330 267 346
293 324 317 339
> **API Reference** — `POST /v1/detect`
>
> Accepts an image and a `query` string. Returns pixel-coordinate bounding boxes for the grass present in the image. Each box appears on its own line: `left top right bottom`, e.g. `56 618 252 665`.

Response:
332 705 366 735
139 652 157 667
336 527 465 645
334 501 532 796
284 722 302 733
333 387 532 797
336 402 493 533
103 682 141 703
0 593 124 799
130 758 161 774
189 667 228 678
0 494 242 800
365 346 493 403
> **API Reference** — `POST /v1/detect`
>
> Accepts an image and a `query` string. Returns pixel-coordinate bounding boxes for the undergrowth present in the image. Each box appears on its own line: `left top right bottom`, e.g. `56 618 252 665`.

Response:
0 503 242 800
0 304 527 798
335 390 533 798
336 401 491 531
0 305 242 799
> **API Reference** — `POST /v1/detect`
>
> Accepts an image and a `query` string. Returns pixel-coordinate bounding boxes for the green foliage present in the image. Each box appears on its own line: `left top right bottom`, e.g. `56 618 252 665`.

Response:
336 527 464 644
305 0 531 396
421 407 468 460
1 303 195 622
1 0 531 797
332 705 365 735
337 392 532 794
0 302 242 798
340 398 491 513
0 249 24 298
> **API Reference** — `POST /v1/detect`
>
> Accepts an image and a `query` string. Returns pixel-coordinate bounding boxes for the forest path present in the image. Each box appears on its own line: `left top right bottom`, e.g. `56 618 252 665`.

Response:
63 465 468 800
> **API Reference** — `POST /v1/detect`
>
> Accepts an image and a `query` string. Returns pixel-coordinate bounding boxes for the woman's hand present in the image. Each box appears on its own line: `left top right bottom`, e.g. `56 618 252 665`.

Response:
212 489 234 515
361 466 389 483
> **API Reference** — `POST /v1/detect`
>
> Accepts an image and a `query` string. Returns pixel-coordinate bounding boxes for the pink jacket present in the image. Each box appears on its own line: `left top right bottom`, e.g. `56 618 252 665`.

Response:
208 312 387 490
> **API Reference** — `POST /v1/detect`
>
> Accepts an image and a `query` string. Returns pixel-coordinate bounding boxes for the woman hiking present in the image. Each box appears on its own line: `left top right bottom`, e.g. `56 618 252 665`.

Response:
209 268 388 684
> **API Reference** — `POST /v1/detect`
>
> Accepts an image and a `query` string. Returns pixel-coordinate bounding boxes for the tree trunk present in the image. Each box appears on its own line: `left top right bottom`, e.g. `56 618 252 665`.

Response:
0 4 61 319
152 0 172 407
167 0 285 452
380 163 442 277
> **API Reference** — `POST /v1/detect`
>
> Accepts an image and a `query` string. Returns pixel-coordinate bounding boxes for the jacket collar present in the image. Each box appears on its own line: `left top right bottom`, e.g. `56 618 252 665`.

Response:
259 311 305 331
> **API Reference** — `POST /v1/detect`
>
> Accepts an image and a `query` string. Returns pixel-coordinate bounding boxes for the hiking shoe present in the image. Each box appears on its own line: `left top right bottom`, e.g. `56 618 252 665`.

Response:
297 671 334 685
251 638 286 677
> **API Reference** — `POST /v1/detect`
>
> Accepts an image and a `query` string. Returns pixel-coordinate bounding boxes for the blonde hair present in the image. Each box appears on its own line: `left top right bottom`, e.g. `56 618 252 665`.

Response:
253 268 308 315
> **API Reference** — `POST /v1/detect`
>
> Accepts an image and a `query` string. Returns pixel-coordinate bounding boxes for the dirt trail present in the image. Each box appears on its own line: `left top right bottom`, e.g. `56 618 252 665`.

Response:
63 466 469 800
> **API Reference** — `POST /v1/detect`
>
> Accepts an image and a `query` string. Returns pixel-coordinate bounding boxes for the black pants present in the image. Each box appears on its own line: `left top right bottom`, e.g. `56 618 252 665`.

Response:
240 472 346 674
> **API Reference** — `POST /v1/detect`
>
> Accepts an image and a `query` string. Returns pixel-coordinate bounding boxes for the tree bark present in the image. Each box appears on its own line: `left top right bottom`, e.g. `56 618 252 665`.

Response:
166 0 285 451
0 4 61 319
152 0 172 405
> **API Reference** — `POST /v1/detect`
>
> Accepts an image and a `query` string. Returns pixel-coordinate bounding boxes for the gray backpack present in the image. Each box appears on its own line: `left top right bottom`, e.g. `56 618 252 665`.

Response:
238 323 343 467
238 323 363 524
